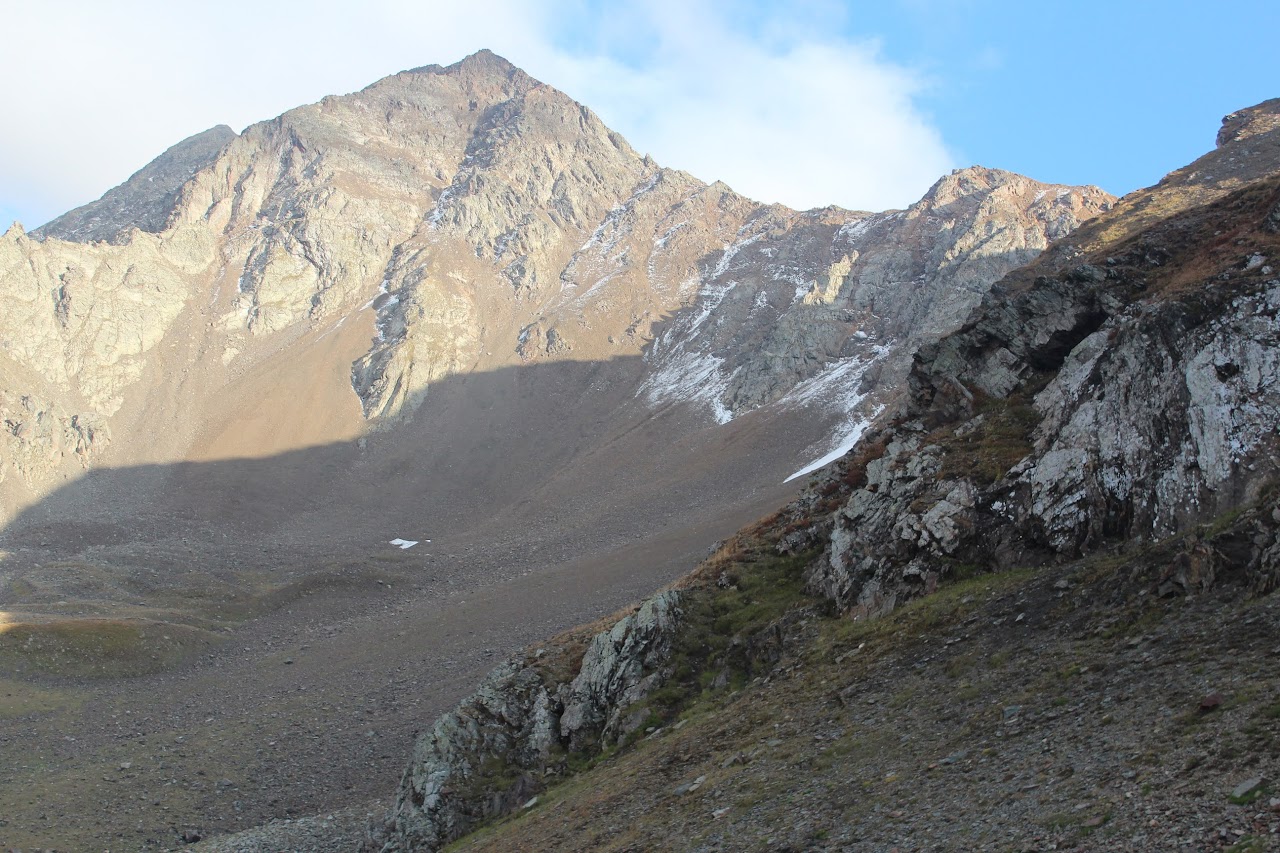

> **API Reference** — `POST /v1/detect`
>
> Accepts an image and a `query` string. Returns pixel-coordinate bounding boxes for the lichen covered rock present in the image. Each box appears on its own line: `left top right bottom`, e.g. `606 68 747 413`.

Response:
372 590 682 852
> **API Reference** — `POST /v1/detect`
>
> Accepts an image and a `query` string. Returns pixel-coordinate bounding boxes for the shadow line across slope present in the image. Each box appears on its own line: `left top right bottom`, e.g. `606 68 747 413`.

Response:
0 352 845 849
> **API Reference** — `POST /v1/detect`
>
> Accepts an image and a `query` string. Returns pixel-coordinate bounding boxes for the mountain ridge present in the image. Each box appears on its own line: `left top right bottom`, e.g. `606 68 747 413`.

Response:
31 124 238 244
0 51 1135 851
0 51 1110 525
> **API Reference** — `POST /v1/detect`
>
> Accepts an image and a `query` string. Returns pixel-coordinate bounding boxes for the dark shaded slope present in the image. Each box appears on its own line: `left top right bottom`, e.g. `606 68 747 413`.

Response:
32 125 237 243
431 497 1280 852
0 355 826 851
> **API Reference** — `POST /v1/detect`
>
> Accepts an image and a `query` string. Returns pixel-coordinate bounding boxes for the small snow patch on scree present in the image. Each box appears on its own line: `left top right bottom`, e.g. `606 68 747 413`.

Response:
389 538 425 550
779 352 886 483
784 418 873 483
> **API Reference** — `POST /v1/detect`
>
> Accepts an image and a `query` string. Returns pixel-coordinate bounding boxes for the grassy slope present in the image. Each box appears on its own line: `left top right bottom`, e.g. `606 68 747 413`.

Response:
443 500 1280 852
429 175 1280 849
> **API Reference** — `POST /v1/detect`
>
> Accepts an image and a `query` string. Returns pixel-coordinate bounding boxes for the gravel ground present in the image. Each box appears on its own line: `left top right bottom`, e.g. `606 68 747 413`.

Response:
0 489 782 852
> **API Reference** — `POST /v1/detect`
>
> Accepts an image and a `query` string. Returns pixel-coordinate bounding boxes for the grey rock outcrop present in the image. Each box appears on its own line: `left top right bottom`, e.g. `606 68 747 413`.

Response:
558 590 681 751
373 590 682 852
806 107 1280 618
1023 278 1280 549
376 661 557 852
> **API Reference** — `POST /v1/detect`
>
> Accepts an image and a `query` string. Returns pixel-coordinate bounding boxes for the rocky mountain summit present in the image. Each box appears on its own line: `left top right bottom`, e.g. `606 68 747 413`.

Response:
0 51 1106 540
31 124 238 244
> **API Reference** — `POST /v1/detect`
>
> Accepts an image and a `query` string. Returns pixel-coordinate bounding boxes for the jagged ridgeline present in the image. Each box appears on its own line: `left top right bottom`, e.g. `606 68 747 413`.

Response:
0 51 1108 601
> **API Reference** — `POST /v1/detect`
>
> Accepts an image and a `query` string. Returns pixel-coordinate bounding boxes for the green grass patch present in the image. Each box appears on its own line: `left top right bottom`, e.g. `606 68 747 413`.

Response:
656 545 820 712
4 578 38 599
1201 505 1248 538
822 567 1038 654
0 676 82 717
0 618 223 679
1256 700 1280 720
943 651 979 678
936 396 1041 485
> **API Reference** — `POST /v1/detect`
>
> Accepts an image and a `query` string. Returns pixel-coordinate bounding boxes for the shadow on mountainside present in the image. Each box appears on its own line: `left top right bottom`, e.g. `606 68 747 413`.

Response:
0 352 846 623
0 351 856 850
0 235 1069 849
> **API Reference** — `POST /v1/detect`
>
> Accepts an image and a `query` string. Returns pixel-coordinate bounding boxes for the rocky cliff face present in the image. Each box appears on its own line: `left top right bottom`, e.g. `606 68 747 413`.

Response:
372 591 682 852
0 221 195 507
808 100 1280 617
363 99 1280 853
640 167 1111 426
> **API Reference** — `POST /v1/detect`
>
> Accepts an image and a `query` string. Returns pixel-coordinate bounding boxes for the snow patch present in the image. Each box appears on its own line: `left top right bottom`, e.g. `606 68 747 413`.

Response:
577 272 619 302
778 351 888 482
779 349 885 409
314 315 348 342
428 188 454 227
639 351 734 425
362 280 391 311
837 215 877 243
784 417 875 483
637 227 770 423
654 221 687 249
580 172 661 254
710 233 762 280
676 233 765 336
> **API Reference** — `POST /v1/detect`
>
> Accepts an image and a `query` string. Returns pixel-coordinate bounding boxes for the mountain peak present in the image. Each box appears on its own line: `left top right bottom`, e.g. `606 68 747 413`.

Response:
32 124 237 243
456 48 518 73
916 165 1112 212
405 48 524 83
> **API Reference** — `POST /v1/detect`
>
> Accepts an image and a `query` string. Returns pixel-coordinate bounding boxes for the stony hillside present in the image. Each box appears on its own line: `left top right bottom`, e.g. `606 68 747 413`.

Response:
0 51 1120 851
330 102 1280 853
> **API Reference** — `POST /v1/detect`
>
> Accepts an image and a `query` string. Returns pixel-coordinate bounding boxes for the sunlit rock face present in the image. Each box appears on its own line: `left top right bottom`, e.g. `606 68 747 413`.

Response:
0 50 1109 524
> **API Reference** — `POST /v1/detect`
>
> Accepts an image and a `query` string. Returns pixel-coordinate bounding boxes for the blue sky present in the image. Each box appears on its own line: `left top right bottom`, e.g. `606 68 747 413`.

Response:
1 1 1277 229
844 1 1280 192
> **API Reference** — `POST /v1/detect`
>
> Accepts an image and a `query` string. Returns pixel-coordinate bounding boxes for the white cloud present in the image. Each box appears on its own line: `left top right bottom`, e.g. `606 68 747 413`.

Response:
0 0 954 227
